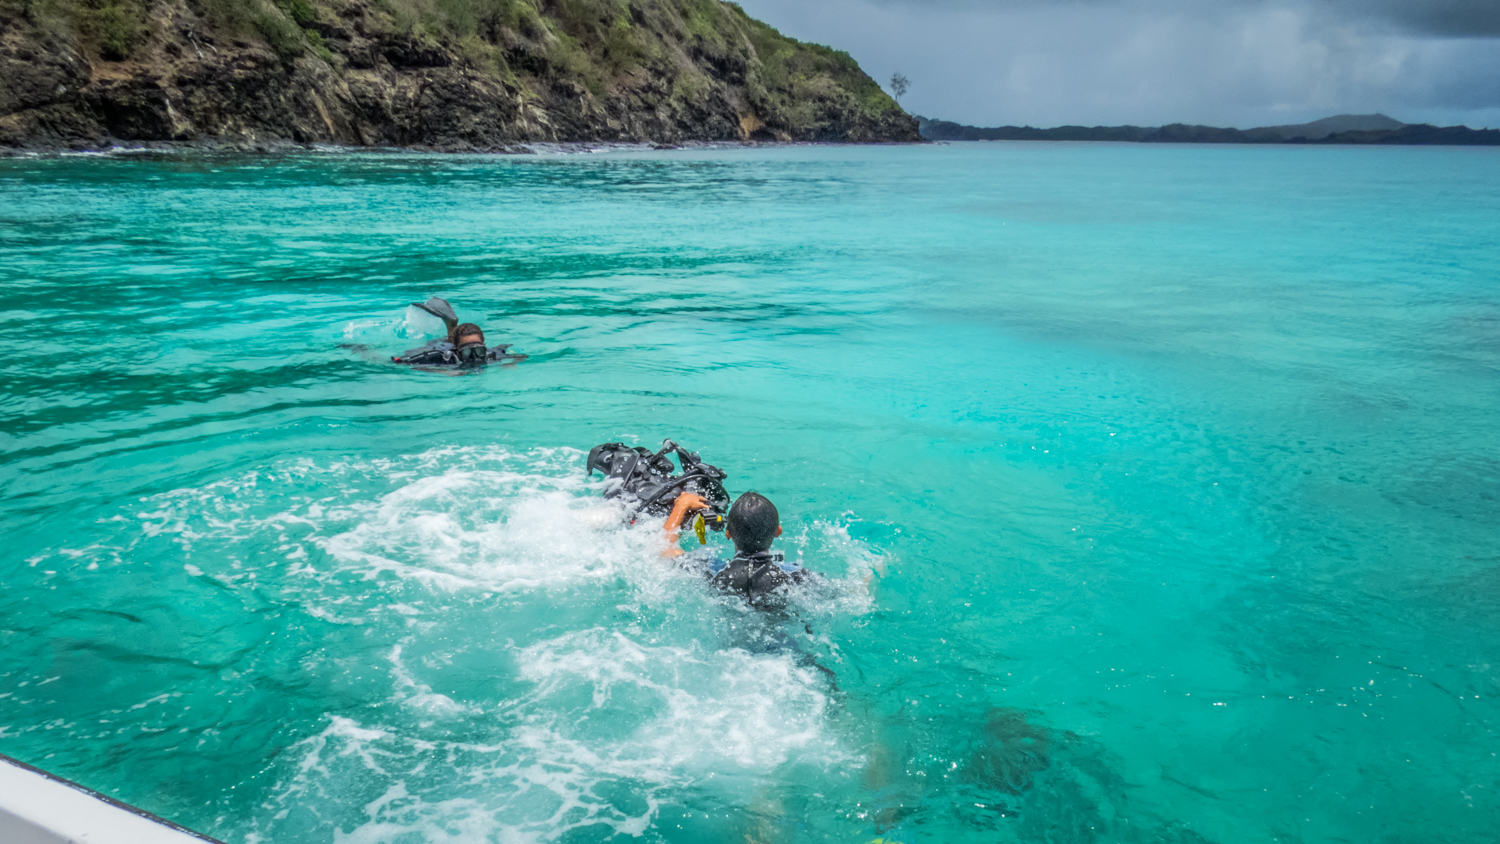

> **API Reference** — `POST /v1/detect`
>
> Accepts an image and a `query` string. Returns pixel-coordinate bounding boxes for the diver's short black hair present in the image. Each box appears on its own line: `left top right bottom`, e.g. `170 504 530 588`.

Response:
728 491 779 554
453 323 484 343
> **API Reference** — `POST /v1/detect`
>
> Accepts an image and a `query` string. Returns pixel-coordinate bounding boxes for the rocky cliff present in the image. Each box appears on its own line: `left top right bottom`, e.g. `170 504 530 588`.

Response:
0 0 919 150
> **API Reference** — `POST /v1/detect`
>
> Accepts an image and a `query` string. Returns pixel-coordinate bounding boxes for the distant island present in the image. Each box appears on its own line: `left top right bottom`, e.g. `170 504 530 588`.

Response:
918 114 1500 146
0 0 918 151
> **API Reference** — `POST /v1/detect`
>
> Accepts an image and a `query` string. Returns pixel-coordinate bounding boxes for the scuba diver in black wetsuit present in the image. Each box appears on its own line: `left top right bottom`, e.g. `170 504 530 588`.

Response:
583 440 821 610
663 490 819 611
392 298 524 368
393 322 520 367
587 440 838 688
668 488 840 687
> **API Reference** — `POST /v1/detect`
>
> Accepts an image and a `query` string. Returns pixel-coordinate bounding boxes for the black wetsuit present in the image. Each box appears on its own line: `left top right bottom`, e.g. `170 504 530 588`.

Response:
700 550 838 683
708 551 816 610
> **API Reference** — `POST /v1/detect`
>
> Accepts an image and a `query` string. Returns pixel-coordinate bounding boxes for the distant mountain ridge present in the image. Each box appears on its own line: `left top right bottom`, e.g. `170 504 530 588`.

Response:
1254 114 1406 140
917 114 1500 146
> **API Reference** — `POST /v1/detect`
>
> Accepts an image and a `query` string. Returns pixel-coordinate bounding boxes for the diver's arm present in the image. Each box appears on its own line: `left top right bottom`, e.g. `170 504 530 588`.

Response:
662 492 710 558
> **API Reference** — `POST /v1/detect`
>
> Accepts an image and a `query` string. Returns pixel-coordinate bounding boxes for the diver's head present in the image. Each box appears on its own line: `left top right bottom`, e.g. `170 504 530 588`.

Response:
453 323 486 363
726 491 781 554
454 323 484 346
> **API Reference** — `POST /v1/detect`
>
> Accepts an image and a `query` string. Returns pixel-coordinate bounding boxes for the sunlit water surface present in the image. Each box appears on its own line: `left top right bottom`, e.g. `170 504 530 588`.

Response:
1 143 1498 843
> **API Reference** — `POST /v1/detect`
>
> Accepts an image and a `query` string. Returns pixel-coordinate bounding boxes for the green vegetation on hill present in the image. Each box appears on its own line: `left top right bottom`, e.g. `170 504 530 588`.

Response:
0 0 918 148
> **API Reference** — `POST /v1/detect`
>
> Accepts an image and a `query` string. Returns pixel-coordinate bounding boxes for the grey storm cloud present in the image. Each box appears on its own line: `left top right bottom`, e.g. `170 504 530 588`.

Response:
860 0 1500 38
1361 0 1500 36
736 0 1500 128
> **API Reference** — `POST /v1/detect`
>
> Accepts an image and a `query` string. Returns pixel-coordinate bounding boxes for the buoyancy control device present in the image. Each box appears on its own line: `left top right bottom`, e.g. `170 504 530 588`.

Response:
585 439 731 534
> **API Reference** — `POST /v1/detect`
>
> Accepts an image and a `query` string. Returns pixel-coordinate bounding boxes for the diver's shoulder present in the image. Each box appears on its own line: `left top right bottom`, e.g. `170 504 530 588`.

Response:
675 548 724 577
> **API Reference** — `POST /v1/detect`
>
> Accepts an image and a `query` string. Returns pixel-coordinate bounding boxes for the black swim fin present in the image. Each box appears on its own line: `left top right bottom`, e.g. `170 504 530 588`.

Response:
411 297 459 334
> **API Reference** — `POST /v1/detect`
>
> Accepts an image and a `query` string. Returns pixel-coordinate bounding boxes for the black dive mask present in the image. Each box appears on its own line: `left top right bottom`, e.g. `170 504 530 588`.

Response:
456 342 487 363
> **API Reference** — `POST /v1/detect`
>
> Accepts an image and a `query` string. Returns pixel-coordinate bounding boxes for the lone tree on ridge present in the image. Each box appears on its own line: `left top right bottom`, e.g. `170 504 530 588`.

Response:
890 72 910 105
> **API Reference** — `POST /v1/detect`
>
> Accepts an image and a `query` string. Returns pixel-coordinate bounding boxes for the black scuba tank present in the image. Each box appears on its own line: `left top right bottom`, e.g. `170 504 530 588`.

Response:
585 439 731 527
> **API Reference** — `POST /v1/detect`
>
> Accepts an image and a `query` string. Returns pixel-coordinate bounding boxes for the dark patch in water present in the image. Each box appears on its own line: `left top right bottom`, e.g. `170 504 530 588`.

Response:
863 707 1220 844
963 708 1054 795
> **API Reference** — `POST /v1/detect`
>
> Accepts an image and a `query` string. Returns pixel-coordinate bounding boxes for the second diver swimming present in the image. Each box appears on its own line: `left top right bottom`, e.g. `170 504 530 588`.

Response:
393 297 525 368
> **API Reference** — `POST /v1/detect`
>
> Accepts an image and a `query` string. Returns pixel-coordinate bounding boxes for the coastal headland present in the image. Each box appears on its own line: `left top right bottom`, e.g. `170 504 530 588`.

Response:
0 0 919 151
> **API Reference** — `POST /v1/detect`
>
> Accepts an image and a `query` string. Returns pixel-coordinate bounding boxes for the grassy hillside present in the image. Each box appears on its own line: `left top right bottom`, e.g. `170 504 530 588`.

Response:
0 0 919 147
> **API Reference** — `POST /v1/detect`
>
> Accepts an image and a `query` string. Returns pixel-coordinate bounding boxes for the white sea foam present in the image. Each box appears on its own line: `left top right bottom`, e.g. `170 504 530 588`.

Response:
50 445 885 841
341 317 398 340
388 644 477 717
401 305 449 340
515 628 846 771
251 626 854 843
309 465 655 594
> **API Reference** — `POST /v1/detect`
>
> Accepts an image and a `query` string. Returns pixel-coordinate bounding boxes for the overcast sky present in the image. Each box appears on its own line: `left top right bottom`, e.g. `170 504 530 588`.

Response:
736 0 1500 129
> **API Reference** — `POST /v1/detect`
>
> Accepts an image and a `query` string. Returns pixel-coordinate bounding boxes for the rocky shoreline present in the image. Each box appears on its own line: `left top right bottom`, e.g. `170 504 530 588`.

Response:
0 0 920 152
0 137 898 157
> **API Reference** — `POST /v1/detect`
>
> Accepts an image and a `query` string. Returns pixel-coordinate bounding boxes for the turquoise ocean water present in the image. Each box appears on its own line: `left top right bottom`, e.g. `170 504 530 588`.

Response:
1 142 1497 843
